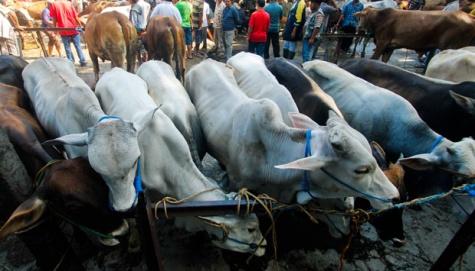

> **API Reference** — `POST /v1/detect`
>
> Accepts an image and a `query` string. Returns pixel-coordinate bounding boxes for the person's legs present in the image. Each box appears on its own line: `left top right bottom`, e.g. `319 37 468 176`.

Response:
201 26 207 53
224 30 234 60
193 27 202 54
288 41 297 59
340 25 356 52
264 35 271 59
61 35 74 63
256 42 265 58
270 32 280 58
184 27 193 58
71 34 86 64
248 41 256 54
302 39 310 62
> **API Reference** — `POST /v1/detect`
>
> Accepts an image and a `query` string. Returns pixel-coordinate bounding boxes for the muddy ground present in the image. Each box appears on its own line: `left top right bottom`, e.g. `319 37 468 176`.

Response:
1 33 474 271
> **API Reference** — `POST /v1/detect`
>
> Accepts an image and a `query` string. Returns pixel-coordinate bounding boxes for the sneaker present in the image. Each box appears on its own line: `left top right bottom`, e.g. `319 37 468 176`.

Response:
80 62 87 67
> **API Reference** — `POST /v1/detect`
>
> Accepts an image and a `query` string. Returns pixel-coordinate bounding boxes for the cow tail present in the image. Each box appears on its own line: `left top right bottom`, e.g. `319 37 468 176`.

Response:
119 16 138 71
168 18 182 82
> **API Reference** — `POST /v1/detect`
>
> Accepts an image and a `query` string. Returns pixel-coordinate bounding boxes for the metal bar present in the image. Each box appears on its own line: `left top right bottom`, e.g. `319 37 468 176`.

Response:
320 33 371 38
430 209 475 271
14 27 80 32
151 199 272 218
136 192 164 271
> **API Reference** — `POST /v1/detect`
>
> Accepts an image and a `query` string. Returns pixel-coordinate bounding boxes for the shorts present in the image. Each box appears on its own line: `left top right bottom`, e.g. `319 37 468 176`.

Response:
193 27 202 45
183 27 192 45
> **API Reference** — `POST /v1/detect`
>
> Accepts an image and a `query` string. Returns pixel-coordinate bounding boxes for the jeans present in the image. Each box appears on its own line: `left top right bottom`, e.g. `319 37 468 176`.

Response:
248 42 265 58
264 31 280 59
283 40 298 53
61 34 86 64
302 38 321 62
223 30 234 60
201 26 207 51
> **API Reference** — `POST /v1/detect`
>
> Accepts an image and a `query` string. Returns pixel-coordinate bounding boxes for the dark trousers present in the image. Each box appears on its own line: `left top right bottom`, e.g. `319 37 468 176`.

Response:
340 25 356 51
264 31 280 59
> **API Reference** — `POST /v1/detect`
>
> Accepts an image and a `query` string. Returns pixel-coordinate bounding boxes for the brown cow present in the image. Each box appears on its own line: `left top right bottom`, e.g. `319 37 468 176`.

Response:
84 11 139 88
354 8 475 62
0 157 130 270
8 1 47 20
78 0 116 17
146 15 186 82
0 82 61 179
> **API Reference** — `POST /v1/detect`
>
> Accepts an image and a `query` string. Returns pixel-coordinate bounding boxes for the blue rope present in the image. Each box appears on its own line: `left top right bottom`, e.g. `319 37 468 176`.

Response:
429 136 444 152
301 130 391 203
98 115 123 122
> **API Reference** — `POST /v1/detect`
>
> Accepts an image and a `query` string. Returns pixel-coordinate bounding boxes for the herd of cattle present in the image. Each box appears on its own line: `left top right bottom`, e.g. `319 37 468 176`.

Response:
0 43 474 268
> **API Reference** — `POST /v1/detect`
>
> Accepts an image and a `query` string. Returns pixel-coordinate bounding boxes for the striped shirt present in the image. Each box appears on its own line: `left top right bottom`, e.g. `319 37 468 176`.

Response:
192 0 204 28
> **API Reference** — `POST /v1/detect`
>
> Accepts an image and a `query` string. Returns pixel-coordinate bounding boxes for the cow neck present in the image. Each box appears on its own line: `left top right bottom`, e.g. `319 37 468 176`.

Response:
301 130 392 204
429 136 444 153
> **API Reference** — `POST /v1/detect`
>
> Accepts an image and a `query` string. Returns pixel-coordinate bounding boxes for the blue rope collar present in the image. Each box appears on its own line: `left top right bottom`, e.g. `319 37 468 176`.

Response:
301 130 392 203
98 115 123 122
109 156 143 212
430 136 444 152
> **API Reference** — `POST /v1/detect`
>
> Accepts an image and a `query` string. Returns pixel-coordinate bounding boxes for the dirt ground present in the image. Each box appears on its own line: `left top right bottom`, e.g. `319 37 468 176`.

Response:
1 33 474 271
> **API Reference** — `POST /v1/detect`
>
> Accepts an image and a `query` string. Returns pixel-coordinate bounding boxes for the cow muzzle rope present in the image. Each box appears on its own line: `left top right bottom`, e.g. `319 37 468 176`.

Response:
301 130 393 204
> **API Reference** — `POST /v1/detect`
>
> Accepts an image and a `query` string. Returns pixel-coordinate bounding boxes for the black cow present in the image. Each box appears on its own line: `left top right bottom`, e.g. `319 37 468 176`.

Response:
265 57 343 125
0 55 28 89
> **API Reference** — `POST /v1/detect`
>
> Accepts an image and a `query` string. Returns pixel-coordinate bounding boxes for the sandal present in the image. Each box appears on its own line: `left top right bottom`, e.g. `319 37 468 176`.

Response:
187 55 193 59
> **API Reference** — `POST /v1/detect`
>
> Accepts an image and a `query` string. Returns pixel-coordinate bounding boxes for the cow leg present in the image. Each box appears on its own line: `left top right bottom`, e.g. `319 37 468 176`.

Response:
127 50 137 73
382 49 394 63
371 43 388 61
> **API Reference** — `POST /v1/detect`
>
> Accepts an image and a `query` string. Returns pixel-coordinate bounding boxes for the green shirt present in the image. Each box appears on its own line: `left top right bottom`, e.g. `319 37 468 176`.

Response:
175 0 192 27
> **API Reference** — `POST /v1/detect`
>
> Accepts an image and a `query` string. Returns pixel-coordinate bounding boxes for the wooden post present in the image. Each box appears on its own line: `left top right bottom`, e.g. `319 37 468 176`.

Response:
430 209 475 271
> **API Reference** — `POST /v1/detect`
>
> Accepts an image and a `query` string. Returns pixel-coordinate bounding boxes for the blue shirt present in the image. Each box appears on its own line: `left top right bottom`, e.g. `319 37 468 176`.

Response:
341 1 364 28
264 2 283 33
222 6 239 31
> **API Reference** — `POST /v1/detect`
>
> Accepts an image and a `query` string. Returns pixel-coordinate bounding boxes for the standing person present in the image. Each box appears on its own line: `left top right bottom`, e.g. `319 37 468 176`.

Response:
407 0 425 10
264 0 282 59
201 0 210 54
245 0 257 15
192 0 204 56
246 0 269 58
48 0 87 66
222 0 239 60
129 0 147 61
0 0 23 56
301 0 322 62
175 0 193 59
150 0 182 23
212 0 225 58
42 3 63 57
281 0 305 59
335 0 363 55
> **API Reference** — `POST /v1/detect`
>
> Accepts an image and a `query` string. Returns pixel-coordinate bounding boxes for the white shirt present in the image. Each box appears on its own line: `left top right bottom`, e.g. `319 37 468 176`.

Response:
150 1 183 24
203 1 210 27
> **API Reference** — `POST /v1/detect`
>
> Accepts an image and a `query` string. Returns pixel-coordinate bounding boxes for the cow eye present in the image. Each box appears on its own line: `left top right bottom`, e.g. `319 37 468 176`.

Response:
248 228 256 233
355 167 370 174
447 147 456 156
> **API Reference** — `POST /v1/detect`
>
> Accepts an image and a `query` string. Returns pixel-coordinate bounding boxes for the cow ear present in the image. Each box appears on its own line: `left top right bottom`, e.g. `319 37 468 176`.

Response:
275 155 331 170
371 141 389 169
134 107 159 133
449 90 475 115
0 198 46 241
398 153 438 170
288 112 320 130
42 133 88 146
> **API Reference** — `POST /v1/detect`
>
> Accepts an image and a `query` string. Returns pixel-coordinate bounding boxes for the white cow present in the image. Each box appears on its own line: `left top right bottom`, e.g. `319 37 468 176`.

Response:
425 47 475 83
95 68 266 256
227 52 299 127
136 61 206 166
227 53 352 238
185 59 399 210
22 57 154 212
303 60 475 179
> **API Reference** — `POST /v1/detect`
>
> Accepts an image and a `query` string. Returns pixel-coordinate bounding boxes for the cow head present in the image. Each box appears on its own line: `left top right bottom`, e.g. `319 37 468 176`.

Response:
198 214 266 256
309 197 354 239
276 111 400 210
43 109 156 213
0 158 128 246
399 137 475 182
